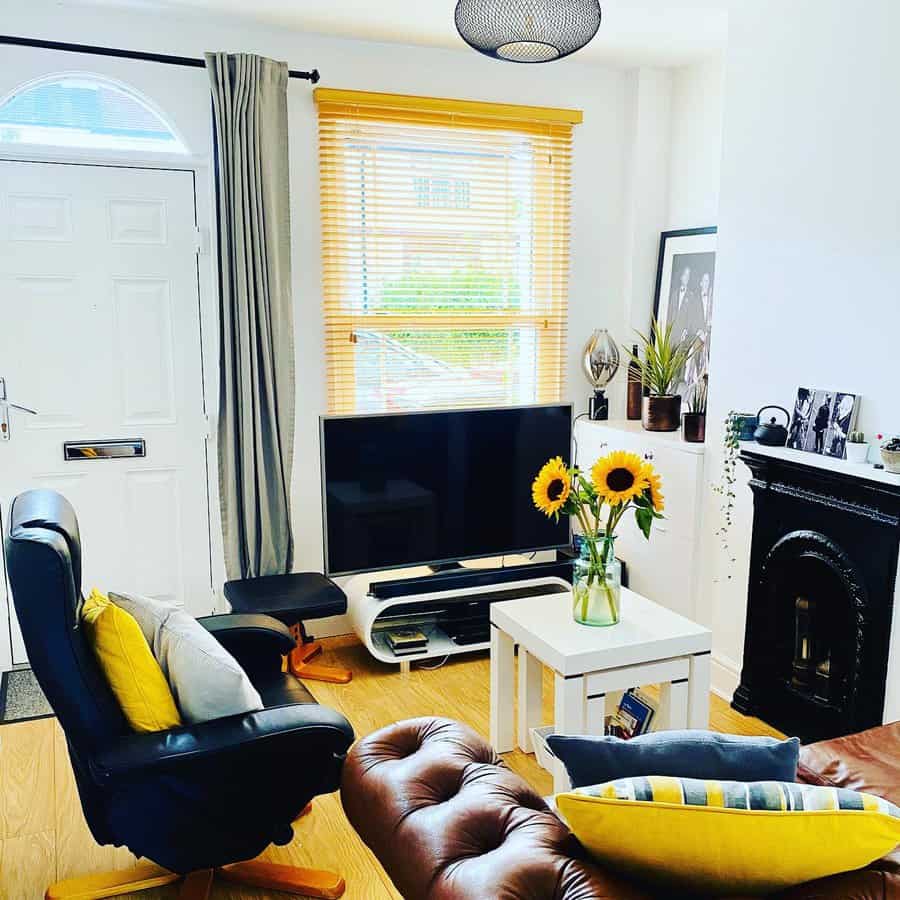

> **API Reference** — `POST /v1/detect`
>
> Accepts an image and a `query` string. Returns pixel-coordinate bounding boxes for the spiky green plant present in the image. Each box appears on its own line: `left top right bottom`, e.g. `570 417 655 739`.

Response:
626 318 698 397
688 373 709 415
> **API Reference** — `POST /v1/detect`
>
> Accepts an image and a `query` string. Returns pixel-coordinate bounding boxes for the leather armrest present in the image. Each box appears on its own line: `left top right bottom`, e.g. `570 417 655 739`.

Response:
196 613 295 666
91 704 353 783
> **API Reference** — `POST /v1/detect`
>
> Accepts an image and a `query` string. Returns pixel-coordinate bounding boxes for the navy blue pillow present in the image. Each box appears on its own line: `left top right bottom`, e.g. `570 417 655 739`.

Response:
545 730 801 789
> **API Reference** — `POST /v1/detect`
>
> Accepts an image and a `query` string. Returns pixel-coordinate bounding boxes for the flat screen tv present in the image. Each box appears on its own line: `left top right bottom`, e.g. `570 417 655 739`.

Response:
320 404 572 576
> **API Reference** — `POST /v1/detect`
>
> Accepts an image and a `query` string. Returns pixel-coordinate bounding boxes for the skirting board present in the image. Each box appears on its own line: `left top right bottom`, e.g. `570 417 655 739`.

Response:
305 613 353 640
711 652 740 703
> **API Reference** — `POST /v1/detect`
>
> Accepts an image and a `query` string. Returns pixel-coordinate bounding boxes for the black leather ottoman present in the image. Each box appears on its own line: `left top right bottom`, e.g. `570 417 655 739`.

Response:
224 572 351 683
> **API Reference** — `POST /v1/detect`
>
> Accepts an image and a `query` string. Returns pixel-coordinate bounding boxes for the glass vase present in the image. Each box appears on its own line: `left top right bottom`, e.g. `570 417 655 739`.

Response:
572 535 621 626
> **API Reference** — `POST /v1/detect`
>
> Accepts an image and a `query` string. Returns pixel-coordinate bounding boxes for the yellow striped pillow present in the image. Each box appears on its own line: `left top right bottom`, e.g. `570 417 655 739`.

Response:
557 776 900 893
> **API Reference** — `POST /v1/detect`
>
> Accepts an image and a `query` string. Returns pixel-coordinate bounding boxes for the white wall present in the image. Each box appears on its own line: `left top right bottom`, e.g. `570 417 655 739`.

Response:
614 58 724 416
620 69 674 360
667 60 724 230
701 0 900 696
2 2 631 631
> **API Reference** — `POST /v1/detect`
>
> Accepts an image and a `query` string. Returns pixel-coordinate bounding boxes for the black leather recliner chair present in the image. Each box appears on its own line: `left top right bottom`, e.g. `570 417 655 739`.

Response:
4 489 354 900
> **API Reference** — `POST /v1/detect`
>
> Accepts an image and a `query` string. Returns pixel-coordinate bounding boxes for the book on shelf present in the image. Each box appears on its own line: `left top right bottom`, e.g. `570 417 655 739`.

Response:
605 689 657 739
390 645 429 657
384 628 429 654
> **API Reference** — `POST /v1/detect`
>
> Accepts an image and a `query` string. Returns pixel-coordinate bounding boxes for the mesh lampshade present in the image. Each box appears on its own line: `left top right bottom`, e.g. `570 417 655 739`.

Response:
455 0 602 63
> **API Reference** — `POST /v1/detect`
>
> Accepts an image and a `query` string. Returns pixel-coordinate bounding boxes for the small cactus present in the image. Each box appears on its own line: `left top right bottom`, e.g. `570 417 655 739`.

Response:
848 430 866 444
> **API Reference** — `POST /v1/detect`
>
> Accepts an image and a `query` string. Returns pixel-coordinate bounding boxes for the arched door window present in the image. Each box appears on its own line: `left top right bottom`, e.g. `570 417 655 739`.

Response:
0 73 187 153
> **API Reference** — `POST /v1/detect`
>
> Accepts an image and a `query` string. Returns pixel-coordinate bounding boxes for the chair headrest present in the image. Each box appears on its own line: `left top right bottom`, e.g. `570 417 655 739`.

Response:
9 489 82 597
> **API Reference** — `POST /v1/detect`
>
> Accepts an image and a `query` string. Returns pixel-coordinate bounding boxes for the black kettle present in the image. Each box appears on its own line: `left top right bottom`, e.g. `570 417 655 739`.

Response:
754 406 790 446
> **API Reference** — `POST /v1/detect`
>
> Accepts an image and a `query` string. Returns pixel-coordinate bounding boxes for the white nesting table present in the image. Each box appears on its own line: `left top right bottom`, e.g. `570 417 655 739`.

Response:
489 588 713 791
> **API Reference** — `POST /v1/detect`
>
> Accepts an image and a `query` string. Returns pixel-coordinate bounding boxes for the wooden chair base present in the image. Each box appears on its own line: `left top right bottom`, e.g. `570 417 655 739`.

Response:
45 860 345 900
288 624 352 684
220 860 345 898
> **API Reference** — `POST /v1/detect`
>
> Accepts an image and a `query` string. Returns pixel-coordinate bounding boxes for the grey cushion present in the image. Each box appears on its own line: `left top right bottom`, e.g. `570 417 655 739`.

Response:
546 729 801 789
110 591 263 725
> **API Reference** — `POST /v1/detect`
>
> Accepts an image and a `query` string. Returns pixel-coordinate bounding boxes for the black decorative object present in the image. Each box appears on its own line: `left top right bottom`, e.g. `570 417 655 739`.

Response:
0 34 319 81
733 448 900 742
753 405 790 446
454 0 601 63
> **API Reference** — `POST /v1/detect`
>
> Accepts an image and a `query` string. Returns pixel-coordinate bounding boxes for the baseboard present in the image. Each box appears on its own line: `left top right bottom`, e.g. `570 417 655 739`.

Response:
306 613 353 640
711 652 740 703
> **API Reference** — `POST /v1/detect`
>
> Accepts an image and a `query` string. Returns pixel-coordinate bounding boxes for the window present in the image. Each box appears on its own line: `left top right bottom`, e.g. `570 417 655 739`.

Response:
0 74 187 153
316 89 580 414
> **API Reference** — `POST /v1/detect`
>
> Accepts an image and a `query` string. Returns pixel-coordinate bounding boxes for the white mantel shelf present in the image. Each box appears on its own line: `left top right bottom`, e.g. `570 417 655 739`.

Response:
578 418 706 456
740 442 900 490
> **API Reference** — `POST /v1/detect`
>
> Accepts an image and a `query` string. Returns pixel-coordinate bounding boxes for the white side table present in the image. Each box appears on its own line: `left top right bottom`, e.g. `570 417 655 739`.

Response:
489 588 713 792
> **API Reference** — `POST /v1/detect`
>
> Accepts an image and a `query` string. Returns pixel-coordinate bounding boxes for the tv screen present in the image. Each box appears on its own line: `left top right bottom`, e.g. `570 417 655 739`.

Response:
320 404 572 575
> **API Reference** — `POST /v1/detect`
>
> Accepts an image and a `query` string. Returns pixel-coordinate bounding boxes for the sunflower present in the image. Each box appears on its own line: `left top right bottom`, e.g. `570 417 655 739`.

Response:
591 451 648 505
641 462 665 513
532 456 572 517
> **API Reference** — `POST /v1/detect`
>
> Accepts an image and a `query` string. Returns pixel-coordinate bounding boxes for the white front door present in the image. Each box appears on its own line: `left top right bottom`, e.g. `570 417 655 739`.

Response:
0 161 213 665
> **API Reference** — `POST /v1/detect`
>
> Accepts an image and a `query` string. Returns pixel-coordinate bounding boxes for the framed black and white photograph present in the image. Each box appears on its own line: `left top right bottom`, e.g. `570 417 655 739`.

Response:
652 227 717 397
787 387 860 458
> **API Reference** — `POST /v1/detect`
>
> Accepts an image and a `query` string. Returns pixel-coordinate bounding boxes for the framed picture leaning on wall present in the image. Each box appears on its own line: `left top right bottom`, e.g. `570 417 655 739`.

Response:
787 387 860 459
652 227 718 398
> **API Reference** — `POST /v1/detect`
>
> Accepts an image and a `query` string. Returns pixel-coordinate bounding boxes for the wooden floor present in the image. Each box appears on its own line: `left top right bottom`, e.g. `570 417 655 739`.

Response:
0 636 782 899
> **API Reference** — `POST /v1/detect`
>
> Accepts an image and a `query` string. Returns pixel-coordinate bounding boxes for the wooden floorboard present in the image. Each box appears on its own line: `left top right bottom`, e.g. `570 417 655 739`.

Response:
0 636 782 899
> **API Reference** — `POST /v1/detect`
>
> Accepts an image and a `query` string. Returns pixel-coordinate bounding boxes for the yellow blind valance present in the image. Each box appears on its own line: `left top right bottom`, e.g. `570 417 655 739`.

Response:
315 88 581 415
314 88 583 127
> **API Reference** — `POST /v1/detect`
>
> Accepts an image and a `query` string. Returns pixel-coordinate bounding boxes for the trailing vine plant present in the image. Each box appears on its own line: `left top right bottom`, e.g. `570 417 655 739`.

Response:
712 411 742 573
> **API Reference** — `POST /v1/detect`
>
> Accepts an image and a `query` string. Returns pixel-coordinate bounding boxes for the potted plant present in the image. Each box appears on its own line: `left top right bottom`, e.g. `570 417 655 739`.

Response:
531 452 664 626
627 318 697 432
880 435 900 474
683 373 708 443
846 430 869 464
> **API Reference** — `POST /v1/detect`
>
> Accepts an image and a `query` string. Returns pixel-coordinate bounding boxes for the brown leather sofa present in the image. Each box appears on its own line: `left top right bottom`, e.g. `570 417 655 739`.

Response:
342 717 900 899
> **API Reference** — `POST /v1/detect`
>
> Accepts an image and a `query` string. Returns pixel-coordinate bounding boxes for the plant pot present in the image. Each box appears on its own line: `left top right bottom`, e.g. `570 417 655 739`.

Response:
881 448 900 474
845 442 869 464
682 412 707 443
733 412 760 442
642 395 682 432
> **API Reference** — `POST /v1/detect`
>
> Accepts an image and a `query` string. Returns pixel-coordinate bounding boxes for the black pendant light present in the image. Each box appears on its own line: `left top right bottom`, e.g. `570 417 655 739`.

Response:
454 0 602 64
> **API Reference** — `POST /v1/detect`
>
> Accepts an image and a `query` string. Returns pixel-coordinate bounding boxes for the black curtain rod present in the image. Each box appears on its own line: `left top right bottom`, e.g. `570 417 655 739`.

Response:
0 35 320 83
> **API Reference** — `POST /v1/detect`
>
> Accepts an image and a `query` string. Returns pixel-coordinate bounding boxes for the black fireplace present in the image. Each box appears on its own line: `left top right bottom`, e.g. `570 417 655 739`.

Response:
733 449 900 742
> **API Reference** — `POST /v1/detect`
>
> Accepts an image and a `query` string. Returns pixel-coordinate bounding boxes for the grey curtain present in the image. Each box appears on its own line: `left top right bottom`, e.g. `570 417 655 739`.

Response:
207 52 295 579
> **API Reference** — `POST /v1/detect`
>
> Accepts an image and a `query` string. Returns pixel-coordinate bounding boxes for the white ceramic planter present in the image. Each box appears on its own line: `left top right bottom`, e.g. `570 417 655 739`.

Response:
846 442 870 464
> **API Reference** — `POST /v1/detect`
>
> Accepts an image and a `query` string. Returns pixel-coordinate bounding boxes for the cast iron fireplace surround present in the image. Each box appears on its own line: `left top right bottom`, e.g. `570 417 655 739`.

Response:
734 449 900 742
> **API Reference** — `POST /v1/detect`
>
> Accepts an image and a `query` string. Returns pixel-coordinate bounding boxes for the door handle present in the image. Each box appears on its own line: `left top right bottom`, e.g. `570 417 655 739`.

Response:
5 402 37 415
0 377 38 442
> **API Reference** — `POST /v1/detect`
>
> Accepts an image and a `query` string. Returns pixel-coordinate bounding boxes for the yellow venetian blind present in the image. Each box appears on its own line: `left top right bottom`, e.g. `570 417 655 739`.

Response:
315 88 581 415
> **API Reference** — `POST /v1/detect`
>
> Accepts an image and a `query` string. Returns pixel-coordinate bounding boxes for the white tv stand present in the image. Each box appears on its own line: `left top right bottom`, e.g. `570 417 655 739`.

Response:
345 559 570 673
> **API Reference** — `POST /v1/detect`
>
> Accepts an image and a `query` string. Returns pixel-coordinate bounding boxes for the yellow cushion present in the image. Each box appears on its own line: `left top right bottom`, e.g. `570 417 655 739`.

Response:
556 775 900 894
81 589 181 733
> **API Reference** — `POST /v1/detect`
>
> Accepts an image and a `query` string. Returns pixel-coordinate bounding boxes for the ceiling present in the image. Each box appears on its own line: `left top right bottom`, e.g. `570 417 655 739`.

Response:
80 0 728 67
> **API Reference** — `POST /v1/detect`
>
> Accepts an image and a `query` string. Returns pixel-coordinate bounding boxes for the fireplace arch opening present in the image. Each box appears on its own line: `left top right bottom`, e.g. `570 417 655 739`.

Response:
763 530 865 714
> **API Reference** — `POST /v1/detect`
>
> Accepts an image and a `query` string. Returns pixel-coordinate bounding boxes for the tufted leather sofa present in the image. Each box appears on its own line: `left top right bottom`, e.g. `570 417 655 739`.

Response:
341 717 900 899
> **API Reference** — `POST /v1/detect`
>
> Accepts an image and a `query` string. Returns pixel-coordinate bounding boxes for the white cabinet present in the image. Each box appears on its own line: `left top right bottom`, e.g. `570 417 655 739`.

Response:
574 419 705 620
